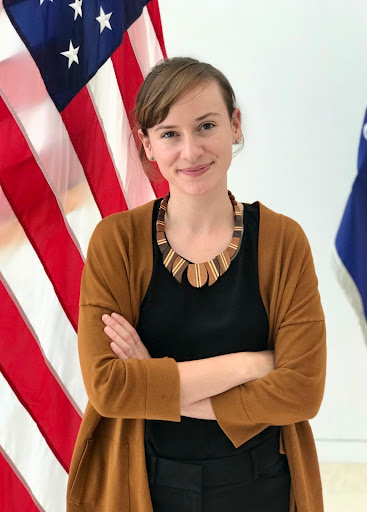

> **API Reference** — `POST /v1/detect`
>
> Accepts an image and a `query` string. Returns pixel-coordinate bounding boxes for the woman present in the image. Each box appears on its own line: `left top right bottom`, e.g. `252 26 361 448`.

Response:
66 57 326 512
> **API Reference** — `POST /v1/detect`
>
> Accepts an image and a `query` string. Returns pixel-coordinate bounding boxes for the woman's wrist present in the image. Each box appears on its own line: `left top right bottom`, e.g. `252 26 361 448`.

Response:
240 350 275 383
239 352 258 383
180 397 216 420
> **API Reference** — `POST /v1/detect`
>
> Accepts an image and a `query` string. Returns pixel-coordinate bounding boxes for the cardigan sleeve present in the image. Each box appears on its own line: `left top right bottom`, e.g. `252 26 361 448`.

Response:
210 221 326 448
77 217 181 422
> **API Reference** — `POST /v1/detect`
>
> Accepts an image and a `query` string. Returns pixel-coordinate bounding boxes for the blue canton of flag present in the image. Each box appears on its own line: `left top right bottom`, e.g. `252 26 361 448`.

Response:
335 108 367 325
4 0 150 111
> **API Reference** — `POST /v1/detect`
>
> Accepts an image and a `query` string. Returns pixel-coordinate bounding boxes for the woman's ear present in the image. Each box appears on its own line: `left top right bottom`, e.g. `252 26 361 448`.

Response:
231 108 242 141
138 128 154 160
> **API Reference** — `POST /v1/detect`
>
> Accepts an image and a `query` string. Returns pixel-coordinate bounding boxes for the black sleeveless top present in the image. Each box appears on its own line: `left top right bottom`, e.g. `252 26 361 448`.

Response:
136 198 280 461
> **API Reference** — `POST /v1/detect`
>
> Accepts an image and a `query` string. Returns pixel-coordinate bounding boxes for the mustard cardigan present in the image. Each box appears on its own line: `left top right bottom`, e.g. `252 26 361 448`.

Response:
66 198 327 512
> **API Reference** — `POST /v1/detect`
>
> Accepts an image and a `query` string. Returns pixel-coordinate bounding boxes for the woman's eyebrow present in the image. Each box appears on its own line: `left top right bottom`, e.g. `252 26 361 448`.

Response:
154 112 220 132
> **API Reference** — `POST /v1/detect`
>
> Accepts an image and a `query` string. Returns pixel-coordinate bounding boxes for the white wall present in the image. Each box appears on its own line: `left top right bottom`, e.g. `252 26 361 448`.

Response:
159 0 367 462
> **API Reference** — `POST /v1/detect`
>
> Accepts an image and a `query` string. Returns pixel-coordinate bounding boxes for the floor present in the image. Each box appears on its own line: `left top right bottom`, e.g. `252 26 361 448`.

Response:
320 462 367 511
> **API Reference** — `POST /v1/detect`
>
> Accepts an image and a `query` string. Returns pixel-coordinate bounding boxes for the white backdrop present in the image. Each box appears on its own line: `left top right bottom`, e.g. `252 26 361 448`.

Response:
159 0 367 463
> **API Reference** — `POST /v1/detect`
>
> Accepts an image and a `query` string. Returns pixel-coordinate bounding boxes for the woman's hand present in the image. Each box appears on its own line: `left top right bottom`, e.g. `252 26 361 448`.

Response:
102 312 152 360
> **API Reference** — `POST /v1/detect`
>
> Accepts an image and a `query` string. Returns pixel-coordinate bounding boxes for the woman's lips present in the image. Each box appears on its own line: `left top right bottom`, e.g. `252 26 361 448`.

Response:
179 163 212 176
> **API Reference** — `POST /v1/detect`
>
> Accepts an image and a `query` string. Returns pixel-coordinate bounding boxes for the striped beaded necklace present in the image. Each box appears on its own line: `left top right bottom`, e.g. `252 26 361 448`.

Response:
156 190 244 288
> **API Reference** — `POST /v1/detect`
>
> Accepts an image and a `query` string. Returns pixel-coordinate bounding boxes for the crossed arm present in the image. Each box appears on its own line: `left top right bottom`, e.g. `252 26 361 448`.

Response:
181 397 215 419
176 351 274 418
79 211 326 444
102 311 275 421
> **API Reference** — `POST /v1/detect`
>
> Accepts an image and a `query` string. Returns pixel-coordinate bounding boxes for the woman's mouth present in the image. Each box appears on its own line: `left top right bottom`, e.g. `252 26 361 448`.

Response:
179 163 212 176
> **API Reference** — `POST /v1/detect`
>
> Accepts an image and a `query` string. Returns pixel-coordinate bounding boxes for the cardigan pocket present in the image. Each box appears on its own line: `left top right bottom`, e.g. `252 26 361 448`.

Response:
68 435 130 510
68 438 92 505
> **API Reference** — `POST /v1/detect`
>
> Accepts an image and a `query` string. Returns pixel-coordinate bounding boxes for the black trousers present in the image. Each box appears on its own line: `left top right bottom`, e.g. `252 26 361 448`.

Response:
145 433 291 512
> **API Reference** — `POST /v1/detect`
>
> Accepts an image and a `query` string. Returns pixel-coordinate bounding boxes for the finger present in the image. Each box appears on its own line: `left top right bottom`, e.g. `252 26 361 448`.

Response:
110 313 141 344
110 341 129 360
102 313 141 345
133 339 151 360
110 341 144 360
102 314 150 359
102 314 140 354
104 325 136 358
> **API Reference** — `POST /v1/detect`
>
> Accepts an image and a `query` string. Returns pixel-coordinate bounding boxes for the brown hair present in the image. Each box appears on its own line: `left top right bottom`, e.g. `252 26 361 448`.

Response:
130 57 244 182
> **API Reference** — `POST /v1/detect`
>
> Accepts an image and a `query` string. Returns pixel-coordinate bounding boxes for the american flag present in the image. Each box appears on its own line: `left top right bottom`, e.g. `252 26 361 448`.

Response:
334 108 367 342
0 0 169 509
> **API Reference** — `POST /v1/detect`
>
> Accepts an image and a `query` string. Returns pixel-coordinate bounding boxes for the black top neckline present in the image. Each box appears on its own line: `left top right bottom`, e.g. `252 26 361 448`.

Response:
153 198 246 266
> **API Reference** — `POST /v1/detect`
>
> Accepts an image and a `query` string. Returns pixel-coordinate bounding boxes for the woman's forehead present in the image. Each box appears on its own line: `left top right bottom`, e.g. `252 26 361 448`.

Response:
173 81 223 108
159 83 226 123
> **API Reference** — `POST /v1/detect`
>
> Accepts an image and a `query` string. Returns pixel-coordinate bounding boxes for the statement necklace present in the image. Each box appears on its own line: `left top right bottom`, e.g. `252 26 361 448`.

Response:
156 190 244 288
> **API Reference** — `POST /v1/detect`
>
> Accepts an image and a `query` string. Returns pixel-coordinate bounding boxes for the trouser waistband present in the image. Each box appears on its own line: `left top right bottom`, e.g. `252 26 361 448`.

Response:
145 431 284 492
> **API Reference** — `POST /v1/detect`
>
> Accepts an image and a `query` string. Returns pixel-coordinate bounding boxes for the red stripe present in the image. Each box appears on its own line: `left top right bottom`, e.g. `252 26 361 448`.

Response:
0 279 81 472
61 87 128 218
0 450 41 512
147 0 168 59
0 97 83 331
111 35 169 199
112 33 144 129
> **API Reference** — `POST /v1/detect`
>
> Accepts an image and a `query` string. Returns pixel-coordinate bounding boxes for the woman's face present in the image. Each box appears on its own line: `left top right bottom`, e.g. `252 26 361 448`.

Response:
138 80 242 196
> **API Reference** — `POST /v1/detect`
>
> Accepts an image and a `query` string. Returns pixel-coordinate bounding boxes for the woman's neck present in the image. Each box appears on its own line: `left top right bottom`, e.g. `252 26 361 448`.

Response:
164 188 236 237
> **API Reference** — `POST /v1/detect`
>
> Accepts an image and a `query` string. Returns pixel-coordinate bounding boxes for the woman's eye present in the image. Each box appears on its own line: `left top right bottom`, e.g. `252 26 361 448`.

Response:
161 124 215 138
201 122 215 131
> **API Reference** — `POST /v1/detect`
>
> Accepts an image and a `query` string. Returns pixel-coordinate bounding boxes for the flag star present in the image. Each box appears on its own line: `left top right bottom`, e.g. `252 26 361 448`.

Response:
40 0 53 4
69 0 83 20
96 7 112 33
60 40 80 69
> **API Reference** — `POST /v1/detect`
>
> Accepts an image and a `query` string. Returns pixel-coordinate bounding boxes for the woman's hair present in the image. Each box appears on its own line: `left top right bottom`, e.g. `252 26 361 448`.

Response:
130 56 244 182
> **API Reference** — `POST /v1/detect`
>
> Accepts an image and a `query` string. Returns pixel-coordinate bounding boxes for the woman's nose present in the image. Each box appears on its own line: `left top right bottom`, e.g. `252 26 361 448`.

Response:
179 134 204 162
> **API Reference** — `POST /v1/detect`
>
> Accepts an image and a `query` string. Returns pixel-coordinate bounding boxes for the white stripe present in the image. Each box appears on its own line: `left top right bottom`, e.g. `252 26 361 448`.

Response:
128 6 164 78
0 1 24 60
0 6 101 258
0 195 88 415
87 59 155 210
0 373 68 512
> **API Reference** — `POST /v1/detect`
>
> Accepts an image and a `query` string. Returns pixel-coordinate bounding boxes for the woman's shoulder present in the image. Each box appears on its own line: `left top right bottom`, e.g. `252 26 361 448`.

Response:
256 200 307 235
90 198 156 243
250 200 311 257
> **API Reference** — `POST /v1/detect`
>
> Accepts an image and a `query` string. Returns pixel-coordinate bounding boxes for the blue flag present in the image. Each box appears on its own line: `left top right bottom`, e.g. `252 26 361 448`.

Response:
335 108 367 326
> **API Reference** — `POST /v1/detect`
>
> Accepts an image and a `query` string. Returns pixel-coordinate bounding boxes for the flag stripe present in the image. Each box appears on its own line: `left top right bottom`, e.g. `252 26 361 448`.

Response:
0 95 84 331
0 194 87 414
0 47 46 108
112 17 167 200
128 5 164 78
147 0 168 58
0 2 23 61
111 32 162 198
0 278 82 472
111 32 143 130
87 58 156 209
61 86 128 218
0 373 68 512
0 450 40 512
